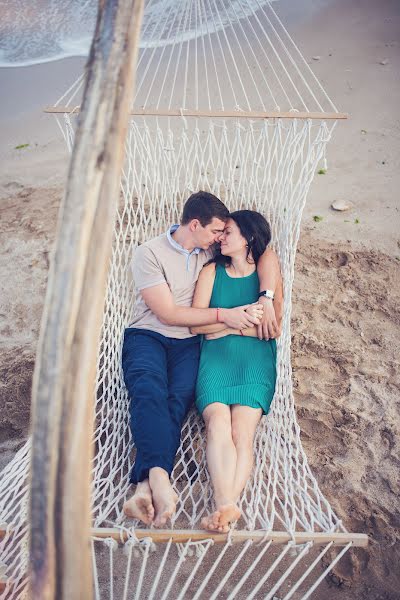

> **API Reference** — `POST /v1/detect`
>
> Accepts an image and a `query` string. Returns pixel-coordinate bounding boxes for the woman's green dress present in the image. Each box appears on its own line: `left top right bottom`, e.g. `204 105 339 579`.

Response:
195 264 277 415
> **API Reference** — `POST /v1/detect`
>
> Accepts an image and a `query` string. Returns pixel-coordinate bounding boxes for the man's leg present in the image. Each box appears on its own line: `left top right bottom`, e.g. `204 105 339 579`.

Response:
167 336 201 459
149 337 201 526
122 330 174 524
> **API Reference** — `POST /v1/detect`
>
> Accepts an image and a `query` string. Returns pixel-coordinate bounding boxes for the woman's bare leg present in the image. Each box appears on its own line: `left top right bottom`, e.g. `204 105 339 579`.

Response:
231 405 262 501
201 404 240 532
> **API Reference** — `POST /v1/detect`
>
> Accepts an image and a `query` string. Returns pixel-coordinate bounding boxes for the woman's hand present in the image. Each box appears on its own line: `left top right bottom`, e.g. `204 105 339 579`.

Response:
205 329 236 340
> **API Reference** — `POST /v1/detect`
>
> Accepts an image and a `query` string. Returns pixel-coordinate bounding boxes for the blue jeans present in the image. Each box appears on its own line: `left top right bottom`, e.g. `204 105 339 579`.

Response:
122 328 200 483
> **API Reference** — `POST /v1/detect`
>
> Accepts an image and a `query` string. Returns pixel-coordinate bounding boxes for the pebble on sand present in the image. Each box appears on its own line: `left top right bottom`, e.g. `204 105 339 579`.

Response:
379 59 389 65
331 200 351 212
312 55 321 60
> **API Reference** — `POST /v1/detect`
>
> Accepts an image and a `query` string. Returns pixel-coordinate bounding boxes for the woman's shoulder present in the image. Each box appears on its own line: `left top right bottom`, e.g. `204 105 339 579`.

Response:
202 261 217 272
199 262 217 277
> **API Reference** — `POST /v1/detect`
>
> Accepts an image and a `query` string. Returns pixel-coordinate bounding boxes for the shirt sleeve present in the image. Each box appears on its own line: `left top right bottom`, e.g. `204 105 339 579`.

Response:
132 244 167 291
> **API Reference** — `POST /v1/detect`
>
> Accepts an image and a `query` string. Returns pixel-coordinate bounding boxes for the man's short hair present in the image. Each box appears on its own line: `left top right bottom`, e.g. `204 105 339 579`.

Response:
181 191 229 227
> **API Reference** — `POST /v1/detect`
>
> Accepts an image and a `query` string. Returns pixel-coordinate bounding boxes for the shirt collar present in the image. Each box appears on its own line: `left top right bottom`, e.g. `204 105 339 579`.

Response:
166 224 201 256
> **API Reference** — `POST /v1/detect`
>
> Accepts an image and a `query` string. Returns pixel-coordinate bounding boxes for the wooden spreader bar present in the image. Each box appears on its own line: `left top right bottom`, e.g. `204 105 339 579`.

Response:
0 525 370 547
92 528 368 547
44 106 348 120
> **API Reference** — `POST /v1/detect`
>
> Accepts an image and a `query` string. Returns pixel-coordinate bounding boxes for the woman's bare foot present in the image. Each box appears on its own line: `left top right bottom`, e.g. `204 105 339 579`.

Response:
123 480 155 525
149 467 178 528
201 503 240 533
216 503 241 532
201 511 222 532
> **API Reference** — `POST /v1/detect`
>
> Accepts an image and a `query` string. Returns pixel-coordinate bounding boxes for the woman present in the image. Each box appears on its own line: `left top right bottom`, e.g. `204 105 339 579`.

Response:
191 210 283 533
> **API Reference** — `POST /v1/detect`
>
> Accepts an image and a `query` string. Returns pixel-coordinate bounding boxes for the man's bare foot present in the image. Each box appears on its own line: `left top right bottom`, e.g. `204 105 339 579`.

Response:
152 491 178 528
123 480 155 525
149 468 178 528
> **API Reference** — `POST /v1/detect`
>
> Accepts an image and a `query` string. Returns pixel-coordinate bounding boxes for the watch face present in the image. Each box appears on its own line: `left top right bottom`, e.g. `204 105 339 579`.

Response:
260 290 274 299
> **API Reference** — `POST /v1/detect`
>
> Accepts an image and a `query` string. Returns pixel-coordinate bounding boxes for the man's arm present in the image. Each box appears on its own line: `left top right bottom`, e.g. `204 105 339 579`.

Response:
134 246 260 330
141 280 260 331
256 247 284 339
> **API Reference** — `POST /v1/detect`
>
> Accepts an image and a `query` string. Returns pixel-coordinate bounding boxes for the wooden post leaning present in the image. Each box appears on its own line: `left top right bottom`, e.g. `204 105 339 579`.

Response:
29 1 144 598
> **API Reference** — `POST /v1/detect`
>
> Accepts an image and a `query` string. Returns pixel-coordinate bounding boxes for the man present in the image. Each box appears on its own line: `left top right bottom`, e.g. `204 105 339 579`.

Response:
122 191 281 527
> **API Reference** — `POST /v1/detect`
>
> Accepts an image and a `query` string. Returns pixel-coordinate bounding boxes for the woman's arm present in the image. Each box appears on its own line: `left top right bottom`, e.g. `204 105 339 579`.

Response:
190 264 227 334
205 326 259 340
256 247 284 339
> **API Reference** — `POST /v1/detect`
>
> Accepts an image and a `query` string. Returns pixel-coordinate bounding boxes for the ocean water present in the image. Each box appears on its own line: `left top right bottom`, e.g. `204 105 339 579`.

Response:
0 0 276 68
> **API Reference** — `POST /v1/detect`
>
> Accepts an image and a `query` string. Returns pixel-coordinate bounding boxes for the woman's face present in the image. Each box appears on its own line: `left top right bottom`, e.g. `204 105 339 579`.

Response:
219 218 247 257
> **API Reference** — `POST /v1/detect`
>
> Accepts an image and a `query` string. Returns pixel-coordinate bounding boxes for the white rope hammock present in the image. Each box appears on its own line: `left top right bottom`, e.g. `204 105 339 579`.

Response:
0 2 364 598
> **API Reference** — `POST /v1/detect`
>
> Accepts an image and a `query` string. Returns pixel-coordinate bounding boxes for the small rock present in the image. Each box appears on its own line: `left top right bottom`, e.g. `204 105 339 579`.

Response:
331 200 351 212
312 55 321 61
379 59 389 65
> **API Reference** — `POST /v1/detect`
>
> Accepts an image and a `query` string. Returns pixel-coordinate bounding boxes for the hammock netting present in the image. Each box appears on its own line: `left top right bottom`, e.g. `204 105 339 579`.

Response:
0 2 361 598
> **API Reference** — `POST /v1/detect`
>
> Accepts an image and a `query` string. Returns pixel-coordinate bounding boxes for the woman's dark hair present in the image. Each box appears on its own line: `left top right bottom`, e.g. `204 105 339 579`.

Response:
212 209 271 267
181 191 229 226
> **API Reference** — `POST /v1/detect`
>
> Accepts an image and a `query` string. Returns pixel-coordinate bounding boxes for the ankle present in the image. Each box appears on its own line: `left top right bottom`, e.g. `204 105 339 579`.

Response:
149 466 169 478
149 467 170 486
135 479 151 495
215 495 235 507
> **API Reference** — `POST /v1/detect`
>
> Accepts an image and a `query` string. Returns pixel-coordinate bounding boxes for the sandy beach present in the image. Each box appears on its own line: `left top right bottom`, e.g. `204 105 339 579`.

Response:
0 0 399 598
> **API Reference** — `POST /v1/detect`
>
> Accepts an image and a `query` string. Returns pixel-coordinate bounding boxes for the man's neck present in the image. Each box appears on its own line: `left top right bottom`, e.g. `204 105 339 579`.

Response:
171 225 196 252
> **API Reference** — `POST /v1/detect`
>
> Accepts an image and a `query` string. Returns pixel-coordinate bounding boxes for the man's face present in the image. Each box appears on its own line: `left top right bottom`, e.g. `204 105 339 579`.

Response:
192 217 226 249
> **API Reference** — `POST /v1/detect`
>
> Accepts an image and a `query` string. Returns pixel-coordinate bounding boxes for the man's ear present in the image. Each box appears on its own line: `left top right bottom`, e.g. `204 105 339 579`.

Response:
189 219 200 232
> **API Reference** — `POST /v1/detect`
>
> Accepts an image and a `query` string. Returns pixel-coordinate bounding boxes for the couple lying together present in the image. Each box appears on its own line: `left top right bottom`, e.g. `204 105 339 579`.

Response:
122 191 283 532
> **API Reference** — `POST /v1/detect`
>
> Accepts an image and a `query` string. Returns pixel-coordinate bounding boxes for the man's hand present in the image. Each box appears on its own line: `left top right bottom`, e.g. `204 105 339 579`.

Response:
246 303 264 320
220 305 262 330
257 297 280 340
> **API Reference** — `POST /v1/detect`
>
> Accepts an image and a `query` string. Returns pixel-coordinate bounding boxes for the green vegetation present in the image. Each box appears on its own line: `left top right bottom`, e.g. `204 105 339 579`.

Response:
15 143 30 150
313 215 323 222
354 218 360 224
317 168 327 175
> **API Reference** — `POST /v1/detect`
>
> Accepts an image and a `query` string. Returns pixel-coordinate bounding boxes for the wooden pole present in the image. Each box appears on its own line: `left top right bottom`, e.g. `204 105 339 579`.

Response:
92 528 369 548
44 106 349 121
29 1 144 598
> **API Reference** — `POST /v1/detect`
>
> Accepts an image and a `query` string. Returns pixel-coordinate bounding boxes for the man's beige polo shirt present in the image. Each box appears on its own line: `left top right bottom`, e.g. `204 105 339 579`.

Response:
129 225 213 339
